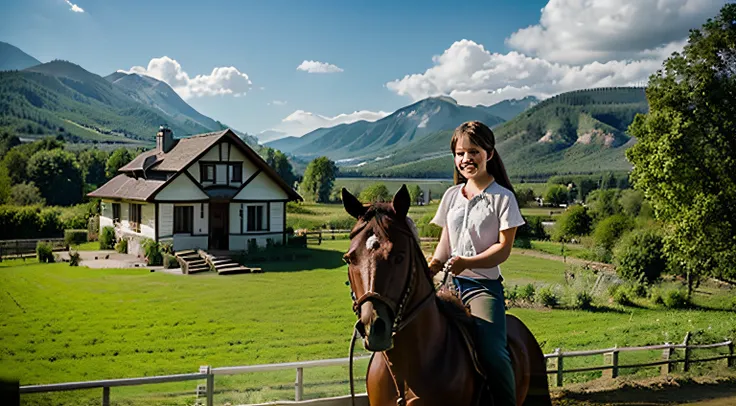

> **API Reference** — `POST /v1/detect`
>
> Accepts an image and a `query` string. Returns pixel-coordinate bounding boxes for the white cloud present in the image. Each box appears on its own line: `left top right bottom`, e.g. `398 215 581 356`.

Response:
273 109 389 137
505 0 727 64
296 60 344 73
268 100 287 106
65 0 84 13
119 56 252 99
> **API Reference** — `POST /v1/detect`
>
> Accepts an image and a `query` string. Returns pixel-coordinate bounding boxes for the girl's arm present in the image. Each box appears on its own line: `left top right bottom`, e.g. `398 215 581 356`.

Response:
429 226 451 275
449 227 518 275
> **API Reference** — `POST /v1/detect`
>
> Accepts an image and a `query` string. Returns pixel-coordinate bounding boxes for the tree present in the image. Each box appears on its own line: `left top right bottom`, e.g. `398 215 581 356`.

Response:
1 149 28 185
626 4 736 289
543 184 569 206
515 187 536 206
28 149 84 206
585 189 622 222
0 165 10 204
299 156 338 203
271 150 296 187
408 184 423 205
79 148 109 187
360 183 390 203
551 205 592 242
614 229 667 284
10 182 45 206
619 189 645 218
105 148 133 179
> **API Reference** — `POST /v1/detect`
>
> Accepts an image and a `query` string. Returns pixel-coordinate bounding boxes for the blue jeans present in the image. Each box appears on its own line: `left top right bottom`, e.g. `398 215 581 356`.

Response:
454 276 516 406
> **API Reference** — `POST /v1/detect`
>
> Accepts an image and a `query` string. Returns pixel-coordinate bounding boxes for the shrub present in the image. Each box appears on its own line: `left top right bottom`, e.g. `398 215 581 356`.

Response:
572 291 594 310
141 238 162 266
551 205 592 242
0 205 64 240
326 216 355 230
87 215 100 242
159 241 173 255
649 286 665 306
163 254 178 269
36 241 54 263
64 229 88 246
513 237 532 249
115 238 128 254
663 289 690 309
614 229 667 283
359 183 390 203
518 215 548 240
613 288 633 306
100 226 115 249
10 182 45 205
519 284 536 302
535 286 559 308
69 251 81 267
593 214 634 252
286 201 316 215
247 238 259 254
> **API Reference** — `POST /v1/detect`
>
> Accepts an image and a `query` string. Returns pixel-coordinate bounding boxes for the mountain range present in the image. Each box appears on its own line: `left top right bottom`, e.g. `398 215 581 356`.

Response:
0 41 41 71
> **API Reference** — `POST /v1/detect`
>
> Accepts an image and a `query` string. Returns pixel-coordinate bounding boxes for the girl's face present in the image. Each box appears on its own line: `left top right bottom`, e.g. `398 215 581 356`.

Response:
454 135 492 180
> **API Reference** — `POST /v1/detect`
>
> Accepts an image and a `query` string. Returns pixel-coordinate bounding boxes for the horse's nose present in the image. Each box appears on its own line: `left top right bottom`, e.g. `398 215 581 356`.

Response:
360 301 376 328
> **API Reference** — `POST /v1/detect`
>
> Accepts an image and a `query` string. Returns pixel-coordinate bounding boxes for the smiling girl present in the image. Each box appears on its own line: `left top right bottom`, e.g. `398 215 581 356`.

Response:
429 120 524 406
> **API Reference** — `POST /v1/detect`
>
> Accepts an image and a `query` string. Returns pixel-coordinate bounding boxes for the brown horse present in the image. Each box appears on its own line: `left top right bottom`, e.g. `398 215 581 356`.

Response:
342 185 551 406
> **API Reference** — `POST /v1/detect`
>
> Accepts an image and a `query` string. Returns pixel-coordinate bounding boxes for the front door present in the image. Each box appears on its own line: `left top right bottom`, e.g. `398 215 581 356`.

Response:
209 203 229 250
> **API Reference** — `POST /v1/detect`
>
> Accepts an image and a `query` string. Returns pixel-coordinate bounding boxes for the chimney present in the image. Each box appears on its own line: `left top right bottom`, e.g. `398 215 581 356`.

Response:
156 125 177 153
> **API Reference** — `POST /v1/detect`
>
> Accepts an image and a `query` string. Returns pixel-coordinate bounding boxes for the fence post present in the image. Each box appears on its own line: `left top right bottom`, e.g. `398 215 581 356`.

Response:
295 367 304 401
683 332 692 373
661 342 674 376
102 386 110 406
603 347 619 379
199 365 214 406
728 341 734 368
549 348 563 387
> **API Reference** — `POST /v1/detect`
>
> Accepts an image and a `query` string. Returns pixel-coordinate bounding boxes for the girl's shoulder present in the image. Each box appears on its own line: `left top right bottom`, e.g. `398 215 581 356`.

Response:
483 182 517 202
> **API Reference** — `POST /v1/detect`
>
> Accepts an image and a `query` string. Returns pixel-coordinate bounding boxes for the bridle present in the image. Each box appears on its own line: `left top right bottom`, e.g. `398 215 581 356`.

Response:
347 218 437 406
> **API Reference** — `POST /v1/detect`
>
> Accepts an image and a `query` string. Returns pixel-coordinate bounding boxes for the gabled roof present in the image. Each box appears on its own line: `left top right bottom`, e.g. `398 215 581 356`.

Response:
88 129 302 202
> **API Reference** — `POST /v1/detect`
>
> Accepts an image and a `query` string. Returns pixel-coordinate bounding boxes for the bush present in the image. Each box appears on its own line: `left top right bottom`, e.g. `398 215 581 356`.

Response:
0 205 64 240
663 289 690 309
613 288 633 306
535 286 559 307
551 205 592 241
99 226 115 249
141 238 162 266
163 254 178 269
36 241 54 263
247 238 259 254
10 182 45 205
572 291 594 310
64 229 88 246
87 215 100 242
159 241 173 255
115 238 128 254
614 229 667 283
519 284 536 302
518 215 548 240
326 216 355 230
359 183 390 203
286 201 316 215
593 214 634 252
69 251 81 267
513 237 532 249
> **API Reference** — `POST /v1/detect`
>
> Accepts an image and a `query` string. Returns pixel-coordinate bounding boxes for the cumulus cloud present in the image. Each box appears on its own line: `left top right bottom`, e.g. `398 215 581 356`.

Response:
506 0 728 64
386 0 725 107
65 0 84 13
273 109 389 137
296 60 344 73
119 56 252 100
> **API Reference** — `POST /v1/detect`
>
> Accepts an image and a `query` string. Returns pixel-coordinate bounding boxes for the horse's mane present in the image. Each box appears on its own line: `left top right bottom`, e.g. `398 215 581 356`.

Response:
352 202 473 324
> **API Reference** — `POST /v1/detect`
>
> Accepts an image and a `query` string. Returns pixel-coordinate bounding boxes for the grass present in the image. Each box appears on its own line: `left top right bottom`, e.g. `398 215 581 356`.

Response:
286 202 439 230
530 240 593 261
2 240 734 405
69 241 101 251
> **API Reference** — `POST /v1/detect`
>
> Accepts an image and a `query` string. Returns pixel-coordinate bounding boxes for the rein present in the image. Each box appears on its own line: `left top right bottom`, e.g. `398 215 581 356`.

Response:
348 220 437 406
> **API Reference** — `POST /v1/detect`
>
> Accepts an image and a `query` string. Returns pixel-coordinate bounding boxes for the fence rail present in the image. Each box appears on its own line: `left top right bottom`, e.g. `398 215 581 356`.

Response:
304 229 438 246
0 238 67 259
18 336 733 406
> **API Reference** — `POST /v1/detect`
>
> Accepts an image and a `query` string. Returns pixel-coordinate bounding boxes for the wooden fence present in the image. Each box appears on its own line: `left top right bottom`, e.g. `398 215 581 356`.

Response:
304 229 438 247
17 336 734 406
0 238 67 259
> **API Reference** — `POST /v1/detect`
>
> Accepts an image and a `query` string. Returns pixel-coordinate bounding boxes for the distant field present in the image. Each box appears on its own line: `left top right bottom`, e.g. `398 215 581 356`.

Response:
335 177 454 202
287 202 439 230
2 239 734 405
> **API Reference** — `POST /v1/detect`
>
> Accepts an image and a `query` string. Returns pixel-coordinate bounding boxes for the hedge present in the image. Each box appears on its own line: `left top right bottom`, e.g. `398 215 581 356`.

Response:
0 202 99 240
64 229 88 246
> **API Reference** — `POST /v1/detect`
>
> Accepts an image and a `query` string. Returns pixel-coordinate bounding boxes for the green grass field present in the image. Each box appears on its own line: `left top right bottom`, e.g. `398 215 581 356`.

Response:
2 240 734 405
530 240 593 261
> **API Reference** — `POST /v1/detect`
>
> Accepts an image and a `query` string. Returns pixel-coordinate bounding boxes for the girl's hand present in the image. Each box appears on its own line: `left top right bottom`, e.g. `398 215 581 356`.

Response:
447 256 467 275
428 257 443 276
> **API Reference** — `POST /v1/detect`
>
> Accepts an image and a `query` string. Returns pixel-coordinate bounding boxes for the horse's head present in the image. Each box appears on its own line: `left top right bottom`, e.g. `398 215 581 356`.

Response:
342 185 423 352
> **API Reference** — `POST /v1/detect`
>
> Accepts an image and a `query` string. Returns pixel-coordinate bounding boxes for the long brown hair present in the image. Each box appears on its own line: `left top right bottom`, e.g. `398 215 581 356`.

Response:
451 121 515 194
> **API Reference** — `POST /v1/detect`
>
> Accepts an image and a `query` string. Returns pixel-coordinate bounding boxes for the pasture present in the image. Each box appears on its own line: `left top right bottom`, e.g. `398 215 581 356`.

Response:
1 240 734 405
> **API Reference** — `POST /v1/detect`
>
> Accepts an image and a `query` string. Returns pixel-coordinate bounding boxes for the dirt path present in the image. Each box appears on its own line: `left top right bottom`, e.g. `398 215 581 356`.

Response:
514 248 616 273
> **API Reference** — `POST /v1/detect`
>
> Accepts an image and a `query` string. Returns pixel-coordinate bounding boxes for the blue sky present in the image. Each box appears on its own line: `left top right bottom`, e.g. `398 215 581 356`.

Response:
0 0 728 141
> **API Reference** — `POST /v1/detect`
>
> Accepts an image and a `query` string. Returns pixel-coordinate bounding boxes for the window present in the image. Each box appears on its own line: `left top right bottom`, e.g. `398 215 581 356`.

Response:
112 203 121 223
129 203 142 233
230 163 243 183
202 164 215 182
174 206 193 234
246 205 267 232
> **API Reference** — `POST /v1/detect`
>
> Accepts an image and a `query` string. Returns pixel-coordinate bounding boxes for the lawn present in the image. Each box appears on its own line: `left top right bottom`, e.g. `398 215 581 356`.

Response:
530 240 594 262
2 240 734 405
286 202 439 230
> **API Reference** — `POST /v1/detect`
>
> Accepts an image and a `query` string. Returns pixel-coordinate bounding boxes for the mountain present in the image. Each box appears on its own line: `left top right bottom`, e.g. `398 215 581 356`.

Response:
0 42 41 71
0 60 226 144
256 129 289 144
266 96 507 160
105 71 225 133
477 96 539 121
341 87 649 180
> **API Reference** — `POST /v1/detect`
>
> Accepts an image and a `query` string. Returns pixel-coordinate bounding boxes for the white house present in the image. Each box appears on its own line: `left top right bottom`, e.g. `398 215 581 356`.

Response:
88 127 302 254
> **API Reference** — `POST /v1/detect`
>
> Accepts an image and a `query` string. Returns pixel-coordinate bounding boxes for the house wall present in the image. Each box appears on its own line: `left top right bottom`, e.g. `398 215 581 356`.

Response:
192 141 259 189
97 200 156 256
100 199 114 230
233 172 289 200
154 174 208 201
270 202 284 232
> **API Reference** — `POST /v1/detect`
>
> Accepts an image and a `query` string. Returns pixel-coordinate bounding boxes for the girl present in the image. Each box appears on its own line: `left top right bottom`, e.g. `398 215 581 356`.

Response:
429 120 524 406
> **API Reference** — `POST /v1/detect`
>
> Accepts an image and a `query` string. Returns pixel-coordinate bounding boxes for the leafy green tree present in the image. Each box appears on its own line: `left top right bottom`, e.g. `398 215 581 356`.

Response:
551 205 592 241
299 156 338 203
408 184 423 205
28 149 84 206
0 132 20 157
614 229 667 284
515 187 536 206
618 189 645 218
0 165 10 204
585 189 622 221
79 148 109 187
271 150 296 187
544 184 569 206
626 4 736 287
593 214 635 260
360 183 390 203
10 182 45 206
1 149 28 185
105 148 133 179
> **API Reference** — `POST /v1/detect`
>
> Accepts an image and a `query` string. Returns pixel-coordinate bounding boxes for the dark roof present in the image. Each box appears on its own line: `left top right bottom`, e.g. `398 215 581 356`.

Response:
87 174 166 201
88 129 302 202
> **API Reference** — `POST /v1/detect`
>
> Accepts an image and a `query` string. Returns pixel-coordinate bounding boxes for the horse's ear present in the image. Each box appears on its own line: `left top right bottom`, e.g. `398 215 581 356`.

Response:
392 184 410 218
342 188 367 219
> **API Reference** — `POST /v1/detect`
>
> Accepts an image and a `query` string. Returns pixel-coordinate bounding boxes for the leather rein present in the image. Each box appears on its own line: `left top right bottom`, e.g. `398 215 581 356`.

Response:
348 223 437 406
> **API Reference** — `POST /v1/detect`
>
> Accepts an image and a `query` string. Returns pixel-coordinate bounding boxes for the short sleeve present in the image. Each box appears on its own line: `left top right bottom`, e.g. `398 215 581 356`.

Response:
499 193 525 231
430 186 457 228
